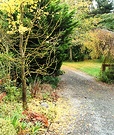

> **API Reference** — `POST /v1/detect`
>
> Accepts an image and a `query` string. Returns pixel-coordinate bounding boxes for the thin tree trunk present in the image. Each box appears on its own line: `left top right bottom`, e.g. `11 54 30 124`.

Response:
19 3 28 110
20 33 28 110
70 46 73 61
21 58 27 110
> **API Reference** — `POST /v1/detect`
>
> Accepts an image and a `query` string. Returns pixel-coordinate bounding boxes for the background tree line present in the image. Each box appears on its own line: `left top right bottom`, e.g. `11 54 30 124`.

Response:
63 0 114 62
63 0 114 83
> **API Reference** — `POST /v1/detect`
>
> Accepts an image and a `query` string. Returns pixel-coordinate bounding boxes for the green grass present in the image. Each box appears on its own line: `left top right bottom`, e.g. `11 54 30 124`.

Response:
63 60 102 77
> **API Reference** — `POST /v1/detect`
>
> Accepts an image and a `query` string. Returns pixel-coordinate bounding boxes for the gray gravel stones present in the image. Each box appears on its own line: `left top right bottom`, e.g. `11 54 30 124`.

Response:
53 66 114 135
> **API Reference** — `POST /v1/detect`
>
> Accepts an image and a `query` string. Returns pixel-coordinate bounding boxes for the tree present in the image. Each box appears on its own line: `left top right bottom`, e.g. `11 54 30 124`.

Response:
64 0 102 61
91 0 113 14
98 13 114 31
0 0 76 109
84 29 114 61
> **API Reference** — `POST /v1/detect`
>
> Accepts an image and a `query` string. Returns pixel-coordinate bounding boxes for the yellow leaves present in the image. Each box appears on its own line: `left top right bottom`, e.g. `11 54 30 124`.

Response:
84 29 114 59
7 21 17 34
37 16 41 20
19 25 29 34
7 31 14 35
49 97 77 135
28 99 56 123
0 0 17 14
44 12 49 15
76 0 91 15
0 0 38 35
0 0 34 13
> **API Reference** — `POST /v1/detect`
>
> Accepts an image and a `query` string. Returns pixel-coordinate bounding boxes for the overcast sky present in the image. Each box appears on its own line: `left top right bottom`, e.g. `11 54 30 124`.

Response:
93 0 98 9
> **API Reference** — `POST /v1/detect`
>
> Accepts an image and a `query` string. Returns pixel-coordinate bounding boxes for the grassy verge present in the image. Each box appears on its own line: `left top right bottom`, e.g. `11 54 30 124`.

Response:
63 60 102 77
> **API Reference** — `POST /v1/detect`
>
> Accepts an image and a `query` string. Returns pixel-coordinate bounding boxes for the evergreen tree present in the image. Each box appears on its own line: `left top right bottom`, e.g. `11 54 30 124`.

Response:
92 0 113 14
98 13 114 31
1 0 76 77
27 0 77 76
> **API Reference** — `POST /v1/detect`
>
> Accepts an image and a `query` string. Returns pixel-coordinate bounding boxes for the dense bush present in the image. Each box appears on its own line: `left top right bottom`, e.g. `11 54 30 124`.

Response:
4 86 21 101
99 67 114 83
28 0 76 75
41 75 60 88
0 53 13 81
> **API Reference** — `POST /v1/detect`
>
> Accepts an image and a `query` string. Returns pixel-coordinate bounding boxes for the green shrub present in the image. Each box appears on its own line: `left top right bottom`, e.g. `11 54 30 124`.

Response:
0 53 13 80
42 76 60 88
99 67 114 83
0 118 17 135
99 71 109 83
4 85 21 101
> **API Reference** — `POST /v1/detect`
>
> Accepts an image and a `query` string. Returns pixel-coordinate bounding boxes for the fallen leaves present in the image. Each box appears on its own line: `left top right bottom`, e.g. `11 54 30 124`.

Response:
0 79 2 85
22 110 49 127
0 92 6 102
30 83 59 101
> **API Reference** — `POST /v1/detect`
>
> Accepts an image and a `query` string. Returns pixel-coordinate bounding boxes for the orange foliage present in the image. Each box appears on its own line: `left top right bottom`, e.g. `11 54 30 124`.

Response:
0 92 6 102
22 110 48 127
31 82 41 98
18 129 29 135
0 79 2 85
51 91 59 101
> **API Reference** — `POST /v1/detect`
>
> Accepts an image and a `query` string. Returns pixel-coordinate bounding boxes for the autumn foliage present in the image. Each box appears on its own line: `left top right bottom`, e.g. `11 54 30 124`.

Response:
22 110 49 127
0 92 6 102
84 29 114 59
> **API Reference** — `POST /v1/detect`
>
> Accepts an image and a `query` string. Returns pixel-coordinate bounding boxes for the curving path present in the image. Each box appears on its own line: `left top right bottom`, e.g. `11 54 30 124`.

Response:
58 65 114 135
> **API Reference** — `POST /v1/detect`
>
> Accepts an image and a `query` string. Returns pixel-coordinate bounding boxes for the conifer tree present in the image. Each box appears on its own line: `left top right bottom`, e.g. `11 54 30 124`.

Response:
93 0 113 14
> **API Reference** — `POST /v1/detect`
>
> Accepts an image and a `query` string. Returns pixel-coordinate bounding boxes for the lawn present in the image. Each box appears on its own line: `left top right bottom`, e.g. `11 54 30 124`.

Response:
63 60 102 77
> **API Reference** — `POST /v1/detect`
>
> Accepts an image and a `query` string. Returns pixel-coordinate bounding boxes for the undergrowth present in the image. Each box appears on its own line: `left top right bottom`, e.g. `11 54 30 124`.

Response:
0 79 60 135
99 68 114 84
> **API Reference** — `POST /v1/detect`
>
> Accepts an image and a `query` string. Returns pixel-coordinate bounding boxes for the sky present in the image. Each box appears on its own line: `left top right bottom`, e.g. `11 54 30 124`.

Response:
92 0 98 9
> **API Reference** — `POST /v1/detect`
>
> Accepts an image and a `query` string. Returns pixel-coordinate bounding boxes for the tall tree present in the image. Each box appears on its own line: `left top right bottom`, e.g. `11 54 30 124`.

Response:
84 29 114 60
0 0 76 109
67 0 102 61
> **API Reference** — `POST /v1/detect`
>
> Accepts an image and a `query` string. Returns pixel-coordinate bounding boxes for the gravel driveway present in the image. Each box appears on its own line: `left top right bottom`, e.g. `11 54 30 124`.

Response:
53 65 114 135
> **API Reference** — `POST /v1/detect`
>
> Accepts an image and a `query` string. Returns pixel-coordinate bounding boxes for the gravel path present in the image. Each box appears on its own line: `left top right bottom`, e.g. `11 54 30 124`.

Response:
56 65 114 135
